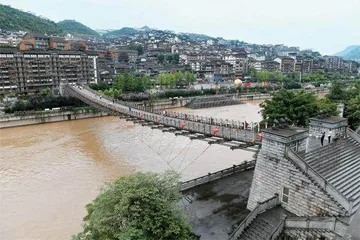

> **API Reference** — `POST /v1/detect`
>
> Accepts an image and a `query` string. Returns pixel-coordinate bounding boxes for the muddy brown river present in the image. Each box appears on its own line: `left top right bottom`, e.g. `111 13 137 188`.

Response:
0 102 262 240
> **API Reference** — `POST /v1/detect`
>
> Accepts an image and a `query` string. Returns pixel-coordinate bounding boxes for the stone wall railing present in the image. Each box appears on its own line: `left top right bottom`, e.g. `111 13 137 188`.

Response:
180 160 255 192
286 147 353 214
284 216 348 236
267 217 286 240
347 128 360 143
65 85 262 144
228 194 280 240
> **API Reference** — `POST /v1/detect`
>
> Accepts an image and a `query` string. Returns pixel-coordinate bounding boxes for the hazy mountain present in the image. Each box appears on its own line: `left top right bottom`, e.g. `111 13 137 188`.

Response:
57 20 99 37
0 4 62 35
335 45 360 60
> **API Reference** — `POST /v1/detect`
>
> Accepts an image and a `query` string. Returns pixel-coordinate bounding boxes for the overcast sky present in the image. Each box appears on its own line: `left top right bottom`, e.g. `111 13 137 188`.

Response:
1 0 359 55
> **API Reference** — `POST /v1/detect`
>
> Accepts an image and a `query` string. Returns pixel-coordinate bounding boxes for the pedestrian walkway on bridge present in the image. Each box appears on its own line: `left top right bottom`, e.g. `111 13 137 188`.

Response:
64 84 266 151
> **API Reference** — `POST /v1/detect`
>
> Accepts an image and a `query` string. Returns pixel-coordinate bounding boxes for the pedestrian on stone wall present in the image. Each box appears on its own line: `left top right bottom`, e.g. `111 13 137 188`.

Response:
320 132 325 146
328 129 332 144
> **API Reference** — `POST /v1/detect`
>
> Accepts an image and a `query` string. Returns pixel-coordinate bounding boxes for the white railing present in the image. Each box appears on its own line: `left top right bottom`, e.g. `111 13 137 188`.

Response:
286 148 353 214
180 161 255 191
228 194 280 240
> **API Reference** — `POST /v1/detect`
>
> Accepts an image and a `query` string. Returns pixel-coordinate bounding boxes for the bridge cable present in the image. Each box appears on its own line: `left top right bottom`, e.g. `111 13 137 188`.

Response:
116 123 175 170
179 144 211 174
159 136 177 155
157 132 165 154
177 139 192 169
166 137 177 163
168 140 193 164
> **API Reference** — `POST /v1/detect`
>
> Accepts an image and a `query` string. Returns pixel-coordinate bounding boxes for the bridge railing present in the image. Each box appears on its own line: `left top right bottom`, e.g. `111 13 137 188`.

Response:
66 85 263 143
180 160 255 191
80 85 265 132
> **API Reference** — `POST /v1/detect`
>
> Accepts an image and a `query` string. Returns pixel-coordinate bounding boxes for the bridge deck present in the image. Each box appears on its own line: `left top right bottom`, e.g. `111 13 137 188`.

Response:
65 85 263 145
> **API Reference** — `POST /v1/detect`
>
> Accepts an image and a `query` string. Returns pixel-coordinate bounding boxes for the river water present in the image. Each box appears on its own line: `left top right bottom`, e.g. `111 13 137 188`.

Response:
0 102 262 240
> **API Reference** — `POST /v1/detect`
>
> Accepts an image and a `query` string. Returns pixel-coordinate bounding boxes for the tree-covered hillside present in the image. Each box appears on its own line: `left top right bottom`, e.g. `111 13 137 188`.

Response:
103 27 138 37
57 20 100 37
0 4 62 35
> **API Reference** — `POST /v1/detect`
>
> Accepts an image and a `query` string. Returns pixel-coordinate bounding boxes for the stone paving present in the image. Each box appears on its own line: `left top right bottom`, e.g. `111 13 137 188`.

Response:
180 170 254 240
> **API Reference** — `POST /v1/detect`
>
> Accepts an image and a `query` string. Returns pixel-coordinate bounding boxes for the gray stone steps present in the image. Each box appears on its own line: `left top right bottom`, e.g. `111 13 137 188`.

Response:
319 149 360 177
331 166 360 192
304 142 335 159
306 140 355 168
325 157 360 182
300 135 360 215
238 206 288 240
340 176 360 197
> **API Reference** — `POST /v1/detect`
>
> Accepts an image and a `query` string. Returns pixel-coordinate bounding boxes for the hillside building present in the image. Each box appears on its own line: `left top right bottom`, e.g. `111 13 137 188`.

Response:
0 48 98 94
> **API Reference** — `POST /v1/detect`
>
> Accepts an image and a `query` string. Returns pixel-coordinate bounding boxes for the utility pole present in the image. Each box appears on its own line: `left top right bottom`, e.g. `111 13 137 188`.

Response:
299 71 302 83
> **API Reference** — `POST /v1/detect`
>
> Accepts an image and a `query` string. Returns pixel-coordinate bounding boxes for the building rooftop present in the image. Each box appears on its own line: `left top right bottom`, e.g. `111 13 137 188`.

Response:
180 169 254 240
0 48 98 56
310 116 347 124
263 126 308 138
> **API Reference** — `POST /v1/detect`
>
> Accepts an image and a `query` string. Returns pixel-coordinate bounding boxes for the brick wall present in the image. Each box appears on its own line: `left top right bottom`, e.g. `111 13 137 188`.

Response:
247 150 345 216
309 119 348 138
247 135 346 217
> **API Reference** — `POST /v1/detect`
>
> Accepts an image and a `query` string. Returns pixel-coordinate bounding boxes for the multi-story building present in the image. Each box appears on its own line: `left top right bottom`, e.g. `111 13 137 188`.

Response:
312 58 326 72
118 50 138 64
261 61 280 72
223 53 248 74
0 48 98 94
295 60 302 73
324 55 343 72
49 37 70 50
21 32 50 50
275 57 296 73
343 60 358 73
301 59 313 74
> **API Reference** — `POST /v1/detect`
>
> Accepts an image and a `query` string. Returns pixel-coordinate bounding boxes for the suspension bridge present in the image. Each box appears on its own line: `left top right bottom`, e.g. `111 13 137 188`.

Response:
63 84 265 152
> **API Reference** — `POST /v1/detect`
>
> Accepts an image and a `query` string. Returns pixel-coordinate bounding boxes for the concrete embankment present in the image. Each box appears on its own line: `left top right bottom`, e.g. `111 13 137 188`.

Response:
0 110 108 129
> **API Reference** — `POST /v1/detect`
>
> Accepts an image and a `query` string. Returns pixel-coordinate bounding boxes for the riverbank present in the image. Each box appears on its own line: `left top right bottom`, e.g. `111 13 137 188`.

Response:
0 109 108 129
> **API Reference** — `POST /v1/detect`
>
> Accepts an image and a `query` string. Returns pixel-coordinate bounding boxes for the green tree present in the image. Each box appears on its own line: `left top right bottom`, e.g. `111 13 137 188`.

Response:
260 89 338 126
327 81 348 102
172 54 180 64
184 72 196 85
40 88 52 97
166 55 173 63
136 45 144 55
72 171 196 240
256 70 272 83
345 94 360 130
248 67 257 80
157 55 165 64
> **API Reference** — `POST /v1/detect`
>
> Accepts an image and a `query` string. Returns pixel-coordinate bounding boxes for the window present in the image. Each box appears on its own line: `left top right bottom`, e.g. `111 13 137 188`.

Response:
282 187 290 203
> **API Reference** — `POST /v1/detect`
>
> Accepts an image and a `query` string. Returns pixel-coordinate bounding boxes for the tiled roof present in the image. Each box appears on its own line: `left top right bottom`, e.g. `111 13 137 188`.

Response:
302 136 360 214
